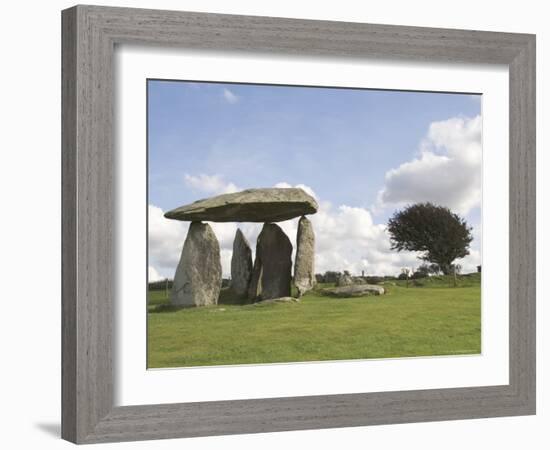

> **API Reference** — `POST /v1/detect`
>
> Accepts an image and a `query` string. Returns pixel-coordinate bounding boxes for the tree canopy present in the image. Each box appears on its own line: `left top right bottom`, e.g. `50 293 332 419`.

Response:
387 202 473 275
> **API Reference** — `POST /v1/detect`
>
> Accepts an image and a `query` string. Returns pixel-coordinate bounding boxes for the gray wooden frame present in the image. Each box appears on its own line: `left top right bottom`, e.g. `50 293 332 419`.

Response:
62 4 536 444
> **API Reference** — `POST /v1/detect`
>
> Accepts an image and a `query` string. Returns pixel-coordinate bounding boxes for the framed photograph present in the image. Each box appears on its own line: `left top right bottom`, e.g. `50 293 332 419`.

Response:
62 5 536 444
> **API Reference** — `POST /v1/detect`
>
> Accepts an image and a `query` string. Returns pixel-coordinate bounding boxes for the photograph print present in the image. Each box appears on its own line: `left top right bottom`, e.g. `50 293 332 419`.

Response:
147 80 482 369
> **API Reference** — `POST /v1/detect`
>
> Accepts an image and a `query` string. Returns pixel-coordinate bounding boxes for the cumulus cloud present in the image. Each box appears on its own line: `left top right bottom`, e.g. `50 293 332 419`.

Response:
148 202 262 279
274 181 318 200
294 198 421 276
222 88 239 104
148 265 165 282
377 115 481 215
148 204 188 277
184 173 240 195
149 173 481 280
267 183 418 275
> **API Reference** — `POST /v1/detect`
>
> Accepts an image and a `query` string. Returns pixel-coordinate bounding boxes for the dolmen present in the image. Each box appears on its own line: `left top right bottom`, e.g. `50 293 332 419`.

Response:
164 188 318 307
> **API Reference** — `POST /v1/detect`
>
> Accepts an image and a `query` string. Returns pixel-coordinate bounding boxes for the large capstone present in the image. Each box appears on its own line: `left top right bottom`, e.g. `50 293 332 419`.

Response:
230 228 253 297
164 188 318 223
248 223 292 301
294 216 316 297
171 222 222 307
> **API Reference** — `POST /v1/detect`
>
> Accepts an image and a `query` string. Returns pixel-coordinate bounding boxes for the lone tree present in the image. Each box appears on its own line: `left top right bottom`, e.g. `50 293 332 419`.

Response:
387 202 473 275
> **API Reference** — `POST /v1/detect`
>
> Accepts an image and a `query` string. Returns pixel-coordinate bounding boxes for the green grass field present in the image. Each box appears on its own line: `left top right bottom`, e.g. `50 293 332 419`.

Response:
147 273 481 368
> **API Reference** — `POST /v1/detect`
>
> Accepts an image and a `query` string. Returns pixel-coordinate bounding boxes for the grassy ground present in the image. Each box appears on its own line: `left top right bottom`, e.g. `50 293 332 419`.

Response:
147 273 481 368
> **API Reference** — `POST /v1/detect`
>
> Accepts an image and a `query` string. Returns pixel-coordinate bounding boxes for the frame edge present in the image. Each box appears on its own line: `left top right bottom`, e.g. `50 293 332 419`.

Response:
508 33 536 415
61 5 79 444
61 4 537 443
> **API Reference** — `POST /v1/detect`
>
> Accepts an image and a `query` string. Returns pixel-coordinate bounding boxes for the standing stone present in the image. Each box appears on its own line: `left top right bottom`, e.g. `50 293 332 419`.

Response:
230 228 253 297
248 223 292 301
294 216 316 297
171 222 222 307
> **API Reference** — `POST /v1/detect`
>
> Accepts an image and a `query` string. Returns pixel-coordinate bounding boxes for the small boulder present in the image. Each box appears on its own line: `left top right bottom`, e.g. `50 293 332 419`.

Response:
254 296 300 305
352 277 367 285
336 273 354 287
323 284 385 297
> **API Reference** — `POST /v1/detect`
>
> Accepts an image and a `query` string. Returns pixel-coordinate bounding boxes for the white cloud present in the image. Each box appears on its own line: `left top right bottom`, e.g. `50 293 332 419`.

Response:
148 202 262 278
377 115 481 215
149 171 481 281
148 204 188 277
275 182 479 275
274 181 318 200
184 173 240 195
457 248 481 273
305 201 421 276
148 265 165 282
222 88 239 104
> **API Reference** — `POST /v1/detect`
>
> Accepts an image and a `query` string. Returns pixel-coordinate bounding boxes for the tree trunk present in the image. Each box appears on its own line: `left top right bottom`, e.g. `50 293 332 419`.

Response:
439 263 452 275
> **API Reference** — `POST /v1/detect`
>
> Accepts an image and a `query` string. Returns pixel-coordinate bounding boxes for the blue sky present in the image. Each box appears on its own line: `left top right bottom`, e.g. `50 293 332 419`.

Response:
147 80 482 279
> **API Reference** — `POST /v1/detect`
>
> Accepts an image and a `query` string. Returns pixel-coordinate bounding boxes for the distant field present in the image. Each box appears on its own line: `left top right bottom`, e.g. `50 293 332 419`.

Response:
147 273 481 368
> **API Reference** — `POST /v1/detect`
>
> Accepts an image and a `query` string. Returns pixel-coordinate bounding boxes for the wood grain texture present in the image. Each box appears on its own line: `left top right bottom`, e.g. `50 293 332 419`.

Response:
508 36 536 408
62 5 114 442
61 4 536 444
61 7 77 443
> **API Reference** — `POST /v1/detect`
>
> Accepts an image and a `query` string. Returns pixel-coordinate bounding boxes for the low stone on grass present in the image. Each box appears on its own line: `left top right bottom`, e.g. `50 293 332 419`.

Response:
322 284 385 298
254 296 300 305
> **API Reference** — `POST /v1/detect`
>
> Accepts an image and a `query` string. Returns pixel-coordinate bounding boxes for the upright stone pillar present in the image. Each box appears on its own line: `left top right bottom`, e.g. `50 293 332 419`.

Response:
171 221 222 307
294 216 316 296
230 228 253 298
248 223 292 301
